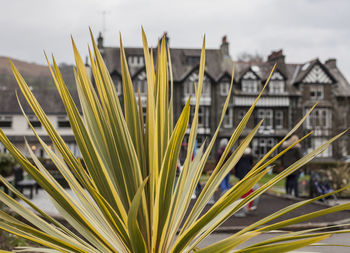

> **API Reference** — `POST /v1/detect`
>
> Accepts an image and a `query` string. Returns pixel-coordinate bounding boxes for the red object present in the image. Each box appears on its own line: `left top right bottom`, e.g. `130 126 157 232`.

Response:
241 189 254 209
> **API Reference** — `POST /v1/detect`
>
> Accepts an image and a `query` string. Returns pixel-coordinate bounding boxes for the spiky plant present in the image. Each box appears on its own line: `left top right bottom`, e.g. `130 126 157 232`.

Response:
0 29 349 252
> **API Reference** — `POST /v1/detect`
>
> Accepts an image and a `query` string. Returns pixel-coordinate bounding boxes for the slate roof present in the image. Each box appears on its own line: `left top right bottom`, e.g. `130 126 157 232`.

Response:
101 45 350 99
1 43 350 115
0 89 81 114
102 46 226 82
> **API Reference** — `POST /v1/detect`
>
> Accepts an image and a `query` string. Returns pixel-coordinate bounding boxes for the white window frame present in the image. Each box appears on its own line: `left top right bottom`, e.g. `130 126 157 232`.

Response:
306 108 331 129
116 81 122 95
190 106 209 128
220 81 230 96
308 137 332 157
275 110 283 129
310 86 324 100
242 80 258 93
128 56 144 67
28 115 41 129
269 80 285 94
134 72 147 96
0 115 12 128
135 80 147 95
257 109 273 129
184 82 195 96
184 73 211 97
223 108 233 128
253 138 276 158
57 115 70 128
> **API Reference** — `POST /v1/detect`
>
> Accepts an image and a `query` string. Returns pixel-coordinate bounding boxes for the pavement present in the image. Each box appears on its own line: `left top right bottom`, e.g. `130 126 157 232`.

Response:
198 231 350 253
17 188 350 232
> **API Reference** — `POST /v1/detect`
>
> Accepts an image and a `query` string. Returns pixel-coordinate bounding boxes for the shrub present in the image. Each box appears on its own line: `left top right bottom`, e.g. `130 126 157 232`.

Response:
0 29 349 252
0 153 15 177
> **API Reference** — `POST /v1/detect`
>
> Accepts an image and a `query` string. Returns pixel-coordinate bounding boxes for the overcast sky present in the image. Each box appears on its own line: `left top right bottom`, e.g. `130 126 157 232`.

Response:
1 0 349 79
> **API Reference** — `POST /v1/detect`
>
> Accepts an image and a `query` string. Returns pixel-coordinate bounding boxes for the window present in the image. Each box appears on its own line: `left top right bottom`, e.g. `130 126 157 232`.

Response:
67 143 81 158
135 80 147 95
306 108 331 129
269 80 285 94
115 79 122 95
257 109 273 129
57 116 70 128
220 81 230 96
253 138 276 158
275 110 283 129
134 72 147 96
223 108 233 128
128 56 144 67
0 116 12 128
307 137 332 157
112 75 122 95
242 80 258 93
28 115 41 128
184 82 195 96
310 86 324 100
237 110 246 122
184 73 211 97
189 106 209 128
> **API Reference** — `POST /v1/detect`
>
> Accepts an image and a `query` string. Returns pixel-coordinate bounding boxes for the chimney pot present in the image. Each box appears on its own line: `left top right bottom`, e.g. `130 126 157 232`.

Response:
325 58 337 68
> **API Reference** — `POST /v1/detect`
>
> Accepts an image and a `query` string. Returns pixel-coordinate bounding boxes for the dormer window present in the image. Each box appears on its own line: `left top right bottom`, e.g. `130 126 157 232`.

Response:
269 80 285 94
241 71 258 93
128 56 144 67
184 72 211 97
310 86 324 100
269 72 285 94
220 81 230 96
242 80 258 93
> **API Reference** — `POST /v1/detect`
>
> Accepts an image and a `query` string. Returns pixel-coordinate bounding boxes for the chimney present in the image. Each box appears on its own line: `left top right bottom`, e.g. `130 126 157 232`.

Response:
97 32 104 49
159 32 170 46
220 35 230 58
267 49 285 64
325 58 337 69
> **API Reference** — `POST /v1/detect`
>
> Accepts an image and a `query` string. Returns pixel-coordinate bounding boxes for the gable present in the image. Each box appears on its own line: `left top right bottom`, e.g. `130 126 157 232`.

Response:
184 69 213 83
302 65 333 84
242 71 258 80
271 71 284 80
135 70 147 80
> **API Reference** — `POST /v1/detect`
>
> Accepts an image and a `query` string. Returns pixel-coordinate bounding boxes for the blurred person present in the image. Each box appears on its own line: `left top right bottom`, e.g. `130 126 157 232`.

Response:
216 138 233 194
234 146 258 217
192 139 202 199
281 135 302 197
235 146 254 181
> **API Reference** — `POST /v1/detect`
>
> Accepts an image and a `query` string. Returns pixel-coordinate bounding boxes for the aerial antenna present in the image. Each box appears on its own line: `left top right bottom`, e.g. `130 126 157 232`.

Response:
101 10 110 34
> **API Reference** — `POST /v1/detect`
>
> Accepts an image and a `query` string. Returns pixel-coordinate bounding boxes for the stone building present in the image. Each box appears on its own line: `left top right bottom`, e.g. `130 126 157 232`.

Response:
98 33 350 161
1 34 350 162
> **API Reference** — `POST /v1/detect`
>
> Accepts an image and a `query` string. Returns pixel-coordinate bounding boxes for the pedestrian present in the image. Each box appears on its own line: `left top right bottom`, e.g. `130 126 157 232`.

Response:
234 146 258 217
216 138 232 195
281 135 302 197
235 147 253 181
191 139 202 199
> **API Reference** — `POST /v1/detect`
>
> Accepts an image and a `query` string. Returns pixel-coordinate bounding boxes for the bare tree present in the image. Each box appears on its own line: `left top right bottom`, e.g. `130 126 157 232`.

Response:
236 52 264 63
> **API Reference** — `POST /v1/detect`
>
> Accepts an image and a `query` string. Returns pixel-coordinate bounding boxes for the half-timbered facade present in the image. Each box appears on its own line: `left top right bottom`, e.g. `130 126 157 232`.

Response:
97 33 350 161
1 34 350 162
